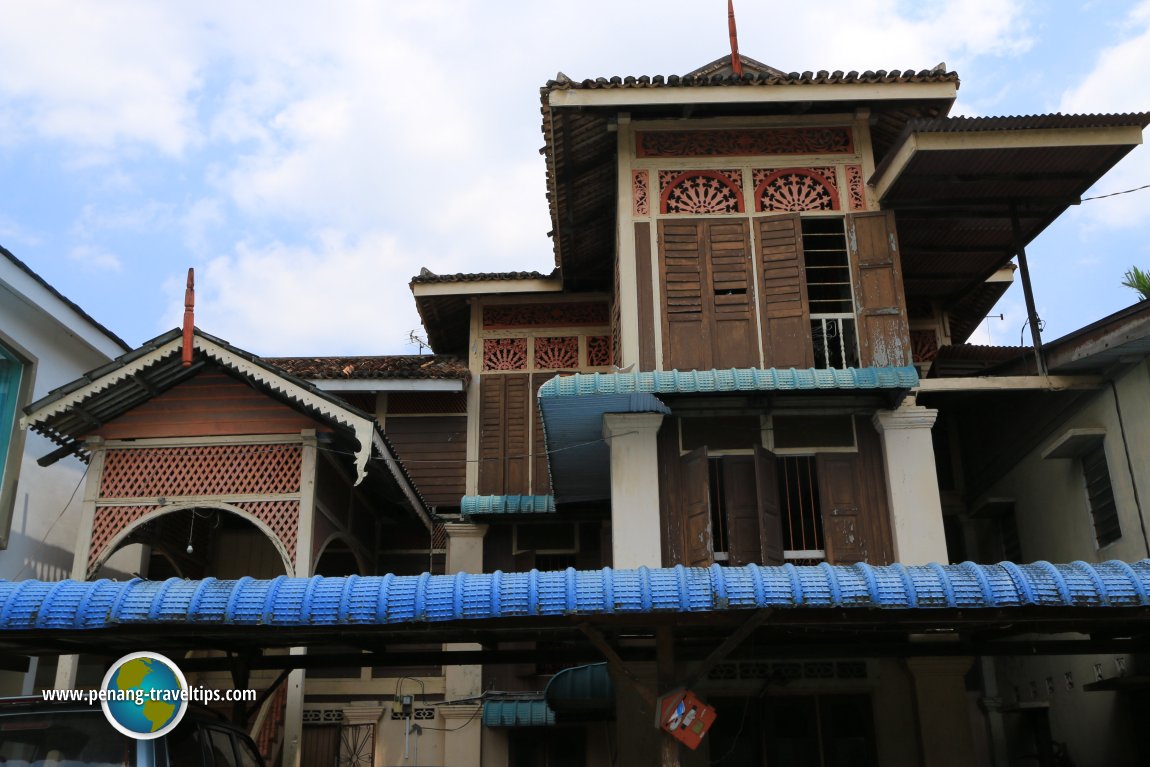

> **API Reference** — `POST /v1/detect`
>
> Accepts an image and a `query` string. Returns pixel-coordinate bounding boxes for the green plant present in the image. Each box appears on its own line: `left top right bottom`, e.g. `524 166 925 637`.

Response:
1121 266 1150 302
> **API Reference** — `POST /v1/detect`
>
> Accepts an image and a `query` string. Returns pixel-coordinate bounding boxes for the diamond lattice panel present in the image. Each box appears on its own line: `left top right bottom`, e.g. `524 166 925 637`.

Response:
100 444 302 499
236 500 300 563
89 505 153 568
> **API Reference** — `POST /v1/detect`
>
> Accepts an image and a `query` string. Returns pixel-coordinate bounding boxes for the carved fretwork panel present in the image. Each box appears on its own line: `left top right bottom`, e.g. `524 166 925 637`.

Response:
482 303 610 329
659 170 744 214
637 127 855 158
753 168 840 212
482 338 528 371
911 329 940 364
587 335 612 367
846 164 866 210
100 444 302 499
534 336 580 369
633 170 649 215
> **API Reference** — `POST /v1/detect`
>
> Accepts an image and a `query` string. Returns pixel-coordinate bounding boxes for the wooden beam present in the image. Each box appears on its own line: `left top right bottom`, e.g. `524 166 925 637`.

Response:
915 375 1102 393
549 81 958 109
684 609 773 689
579 622 656 706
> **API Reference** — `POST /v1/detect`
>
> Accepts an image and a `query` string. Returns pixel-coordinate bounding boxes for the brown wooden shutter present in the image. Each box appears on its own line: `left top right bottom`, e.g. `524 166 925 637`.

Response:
854 415 894 565
848 211 911 367
478 374 531 495
531 373 555 495
816 452 867 564
680 447 714 567
755 213 814 369
660 220 709 371
755 444 784 565
658 416 684 566
721 456 760 566
707 220 759 369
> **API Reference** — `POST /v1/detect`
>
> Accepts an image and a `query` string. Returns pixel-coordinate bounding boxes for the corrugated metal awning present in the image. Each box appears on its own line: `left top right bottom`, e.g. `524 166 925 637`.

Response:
461 495 556 519
482 698 555 727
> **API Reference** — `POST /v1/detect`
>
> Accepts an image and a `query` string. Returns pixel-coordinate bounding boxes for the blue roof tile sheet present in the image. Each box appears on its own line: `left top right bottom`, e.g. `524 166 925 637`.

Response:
1 560 1146 631
461 495 556 517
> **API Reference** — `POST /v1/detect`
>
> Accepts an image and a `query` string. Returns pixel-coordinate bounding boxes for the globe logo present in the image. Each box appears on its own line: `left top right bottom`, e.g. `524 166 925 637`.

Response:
100 651 189 739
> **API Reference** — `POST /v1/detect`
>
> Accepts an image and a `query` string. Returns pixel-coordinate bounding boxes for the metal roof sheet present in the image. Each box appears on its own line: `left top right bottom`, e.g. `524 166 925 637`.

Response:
482 699 555 727
538 366 920 398
461 495 556 518
545 663 614 708
265 355 469 381
2 560 1146 631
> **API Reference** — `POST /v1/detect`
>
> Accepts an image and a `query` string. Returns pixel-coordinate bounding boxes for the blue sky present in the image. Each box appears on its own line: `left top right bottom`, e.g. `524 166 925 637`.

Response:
1 0 1149 356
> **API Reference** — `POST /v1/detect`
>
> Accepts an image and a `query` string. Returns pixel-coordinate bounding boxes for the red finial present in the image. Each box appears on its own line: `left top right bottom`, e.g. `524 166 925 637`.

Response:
728 0 744 76
182 268 194 368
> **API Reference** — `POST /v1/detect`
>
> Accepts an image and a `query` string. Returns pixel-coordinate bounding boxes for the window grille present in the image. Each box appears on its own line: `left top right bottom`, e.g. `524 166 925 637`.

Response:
778 456 825 559
801 217 859 369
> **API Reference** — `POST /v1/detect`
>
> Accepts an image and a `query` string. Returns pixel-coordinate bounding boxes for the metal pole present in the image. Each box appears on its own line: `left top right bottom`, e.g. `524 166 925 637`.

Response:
1010 205 1048 376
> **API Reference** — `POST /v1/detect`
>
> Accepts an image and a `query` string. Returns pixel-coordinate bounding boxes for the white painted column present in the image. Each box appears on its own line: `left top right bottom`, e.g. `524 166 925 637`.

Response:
442 523 487 766
602 413 664 569
905 657 978 767
872 404 948 565
282 431 318 767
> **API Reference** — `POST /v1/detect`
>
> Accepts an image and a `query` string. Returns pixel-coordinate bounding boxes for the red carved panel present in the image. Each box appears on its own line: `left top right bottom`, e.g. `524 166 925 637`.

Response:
846 164 866 210
483 302 610 329
911 329 940 364
659 169 744 214
100 444 302 498
633 169 649 216
753 168 840 212
637 127 854 158
482 338 528 370
587 335 612 367
534 337 580 369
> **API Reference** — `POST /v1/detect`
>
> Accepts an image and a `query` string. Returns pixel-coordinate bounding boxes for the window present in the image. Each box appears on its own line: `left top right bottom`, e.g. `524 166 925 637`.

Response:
801 217 860 369
1081 442 1120 547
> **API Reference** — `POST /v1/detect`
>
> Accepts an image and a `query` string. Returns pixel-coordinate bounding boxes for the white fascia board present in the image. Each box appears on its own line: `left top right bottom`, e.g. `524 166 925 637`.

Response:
312 379 465 392
548 81 957 108
412 277 564 298
872 124 1146 201
915 375 1103 393
0 259 129 359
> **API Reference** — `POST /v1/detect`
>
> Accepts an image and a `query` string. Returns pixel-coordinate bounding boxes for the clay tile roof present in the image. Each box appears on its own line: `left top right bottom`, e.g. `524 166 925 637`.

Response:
544 64 958 92
264 355 469 381
409 268 557 285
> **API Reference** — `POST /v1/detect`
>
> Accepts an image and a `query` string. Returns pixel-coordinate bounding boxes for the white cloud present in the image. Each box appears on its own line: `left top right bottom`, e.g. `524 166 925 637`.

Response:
69 244 123 272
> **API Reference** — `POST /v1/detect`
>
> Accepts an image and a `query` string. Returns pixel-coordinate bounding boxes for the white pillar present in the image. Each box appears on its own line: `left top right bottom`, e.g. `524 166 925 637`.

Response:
602 413 664 569
872 404 948 565
905 657 979 767
442 525 486 766
282 432 318 767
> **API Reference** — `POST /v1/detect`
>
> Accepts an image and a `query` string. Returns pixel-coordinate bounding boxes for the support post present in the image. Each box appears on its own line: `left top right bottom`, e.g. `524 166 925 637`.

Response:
872 404 948 564
906 657 978 767
602 413 665 568
1011 205 1047 377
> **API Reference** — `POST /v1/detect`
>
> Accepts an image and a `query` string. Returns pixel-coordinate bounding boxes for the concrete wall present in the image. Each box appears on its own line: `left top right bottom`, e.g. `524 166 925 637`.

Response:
977 360 1150 766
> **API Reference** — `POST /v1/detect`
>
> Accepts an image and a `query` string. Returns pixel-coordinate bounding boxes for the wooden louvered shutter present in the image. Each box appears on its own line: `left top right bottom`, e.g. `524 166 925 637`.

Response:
680 447 714 567
707 220 759 369
660 220 709 371
531 372 555 495
756 213 814 369
817 452 868 564
848 211 911 367
722 456 761 566
478 374 531 495
755 444 784 565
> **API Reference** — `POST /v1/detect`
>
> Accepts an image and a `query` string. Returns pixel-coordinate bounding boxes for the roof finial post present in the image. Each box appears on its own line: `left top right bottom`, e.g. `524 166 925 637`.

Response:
182 268 194 368
728 0 744 77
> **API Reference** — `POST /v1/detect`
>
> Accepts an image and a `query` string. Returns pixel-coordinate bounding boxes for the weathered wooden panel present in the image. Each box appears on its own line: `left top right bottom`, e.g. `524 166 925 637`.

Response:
657 416 683 566
383 416 467 506
849 211 911 367
756 213 814 369
635 222 657 371
854 414 893 564
817 452 867 564
722 455 760 566
707 219 759 369
531 373 555 496
659 220 709 371
94 368 324 440
755 444 784 565
478 374 532 496
681 447 714 567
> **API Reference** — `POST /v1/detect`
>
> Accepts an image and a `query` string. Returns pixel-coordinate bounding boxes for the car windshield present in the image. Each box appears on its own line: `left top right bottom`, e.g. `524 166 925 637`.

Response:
0 710 136 766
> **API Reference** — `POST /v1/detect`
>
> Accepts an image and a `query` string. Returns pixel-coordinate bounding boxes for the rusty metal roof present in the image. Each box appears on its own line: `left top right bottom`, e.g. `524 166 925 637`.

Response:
410 268 557 285
266 355 469 381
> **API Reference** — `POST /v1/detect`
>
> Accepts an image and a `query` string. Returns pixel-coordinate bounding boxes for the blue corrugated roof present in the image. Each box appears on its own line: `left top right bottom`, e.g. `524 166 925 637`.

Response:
482 698 555 727
537 366 920 398
0 560 1146 631
545 663 614 710
461 495 556 518
536 367 917 502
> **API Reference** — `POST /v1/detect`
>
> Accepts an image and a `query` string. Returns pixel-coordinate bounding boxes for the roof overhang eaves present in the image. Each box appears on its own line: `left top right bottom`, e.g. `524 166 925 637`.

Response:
313 378 466 393
547 81 958 109
411 276 564 298
871 123 1147 202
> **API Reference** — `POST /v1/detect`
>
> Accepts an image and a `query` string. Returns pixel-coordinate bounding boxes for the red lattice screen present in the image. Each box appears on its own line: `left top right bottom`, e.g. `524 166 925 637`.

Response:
100 444 302 498
89 505 154 570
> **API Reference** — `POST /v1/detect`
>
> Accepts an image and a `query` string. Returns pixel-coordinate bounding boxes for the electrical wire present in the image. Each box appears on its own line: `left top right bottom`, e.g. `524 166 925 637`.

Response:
1081 183 1150 202
8 460 90 581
